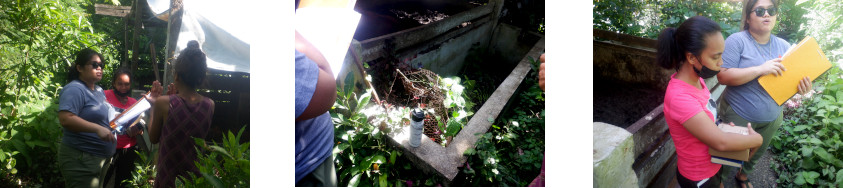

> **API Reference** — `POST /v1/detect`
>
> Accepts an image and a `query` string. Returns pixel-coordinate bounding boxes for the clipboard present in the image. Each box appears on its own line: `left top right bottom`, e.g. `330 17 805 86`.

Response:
109 91 152 133
758 36 832 105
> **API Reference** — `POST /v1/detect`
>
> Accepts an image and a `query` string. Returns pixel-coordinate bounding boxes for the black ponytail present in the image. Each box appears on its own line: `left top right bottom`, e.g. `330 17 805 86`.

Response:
656 16 722 71
657 27 680 70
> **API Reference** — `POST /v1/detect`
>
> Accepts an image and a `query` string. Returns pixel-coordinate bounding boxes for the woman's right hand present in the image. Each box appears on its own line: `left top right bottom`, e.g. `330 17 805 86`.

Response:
745 122 763 146
96 126 115 143
757 58 785 77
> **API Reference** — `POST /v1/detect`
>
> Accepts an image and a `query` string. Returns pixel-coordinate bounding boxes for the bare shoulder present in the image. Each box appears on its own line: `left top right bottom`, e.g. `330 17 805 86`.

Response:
206 96 215 108
156 95 171 103
154 95 171 109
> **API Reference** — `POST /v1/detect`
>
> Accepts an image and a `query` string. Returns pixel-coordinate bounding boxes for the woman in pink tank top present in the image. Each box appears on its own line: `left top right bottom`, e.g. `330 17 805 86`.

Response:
656 16 763 188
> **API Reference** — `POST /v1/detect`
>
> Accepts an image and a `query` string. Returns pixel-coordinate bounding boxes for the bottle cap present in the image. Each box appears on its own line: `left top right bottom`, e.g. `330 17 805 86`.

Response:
411 108 425 122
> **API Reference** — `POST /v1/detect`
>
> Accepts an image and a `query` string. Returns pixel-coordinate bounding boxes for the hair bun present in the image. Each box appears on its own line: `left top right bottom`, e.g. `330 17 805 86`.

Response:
187 40 200 50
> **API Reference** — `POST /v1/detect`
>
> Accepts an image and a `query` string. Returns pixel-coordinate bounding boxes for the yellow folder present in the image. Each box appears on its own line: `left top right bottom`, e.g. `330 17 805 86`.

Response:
758 36 832 105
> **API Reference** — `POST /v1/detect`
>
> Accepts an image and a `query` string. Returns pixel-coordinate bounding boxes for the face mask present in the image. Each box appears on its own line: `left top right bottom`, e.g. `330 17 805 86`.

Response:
114 89 130 98
693 62 720 79
690 55 719 79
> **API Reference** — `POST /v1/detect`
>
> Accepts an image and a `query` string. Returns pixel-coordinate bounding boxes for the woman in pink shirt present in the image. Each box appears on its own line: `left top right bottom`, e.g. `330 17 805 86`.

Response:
103 68 144 187
656 16 764 188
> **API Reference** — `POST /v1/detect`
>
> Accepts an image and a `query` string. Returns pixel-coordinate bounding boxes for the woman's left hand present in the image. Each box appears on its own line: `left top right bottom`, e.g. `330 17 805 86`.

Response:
144 80 163 103
797 76 813 95
127 124 143 137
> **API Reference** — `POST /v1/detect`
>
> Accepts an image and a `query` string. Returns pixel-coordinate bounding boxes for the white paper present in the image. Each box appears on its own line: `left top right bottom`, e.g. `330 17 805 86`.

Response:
113 98 151 133
296 7 361 80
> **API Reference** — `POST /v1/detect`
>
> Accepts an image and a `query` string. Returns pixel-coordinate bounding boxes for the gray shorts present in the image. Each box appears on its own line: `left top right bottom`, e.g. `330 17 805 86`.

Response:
296 155 337 187
58 143 112 188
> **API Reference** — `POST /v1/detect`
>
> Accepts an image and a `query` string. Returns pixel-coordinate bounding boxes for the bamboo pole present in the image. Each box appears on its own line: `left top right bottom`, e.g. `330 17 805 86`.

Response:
150 42 160 82
349 45 382 105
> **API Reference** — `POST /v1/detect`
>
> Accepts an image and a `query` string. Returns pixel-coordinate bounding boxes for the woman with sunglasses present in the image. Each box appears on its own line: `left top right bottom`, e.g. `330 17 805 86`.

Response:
57 48 161 187
716 0 813 187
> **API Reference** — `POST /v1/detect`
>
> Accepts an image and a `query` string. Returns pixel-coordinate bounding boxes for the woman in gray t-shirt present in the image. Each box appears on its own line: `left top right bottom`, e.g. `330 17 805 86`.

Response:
57 48 162 187
715 0 814 187
57 48 116 188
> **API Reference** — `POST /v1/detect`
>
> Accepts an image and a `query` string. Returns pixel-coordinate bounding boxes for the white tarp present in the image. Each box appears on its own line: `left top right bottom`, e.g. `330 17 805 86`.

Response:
146 0 169 15
295 7 361 80
147 0 251 73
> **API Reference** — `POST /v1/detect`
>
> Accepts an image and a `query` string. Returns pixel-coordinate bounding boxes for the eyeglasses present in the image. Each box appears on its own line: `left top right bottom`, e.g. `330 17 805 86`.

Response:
89 61 104 69
753 6 777 17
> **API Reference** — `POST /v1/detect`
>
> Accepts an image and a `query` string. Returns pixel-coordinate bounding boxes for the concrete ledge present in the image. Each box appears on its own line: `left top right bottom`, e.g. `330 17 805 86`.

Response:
386 124 460 179
358 4 494 63
593 122 638 187
450 36 544 165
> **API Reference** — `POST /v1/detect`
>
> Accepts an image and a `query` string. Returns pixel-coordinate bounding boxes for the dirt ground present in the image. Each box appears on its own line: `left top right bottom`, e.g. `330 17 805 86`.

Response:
593 78 665 129
721 149 778 188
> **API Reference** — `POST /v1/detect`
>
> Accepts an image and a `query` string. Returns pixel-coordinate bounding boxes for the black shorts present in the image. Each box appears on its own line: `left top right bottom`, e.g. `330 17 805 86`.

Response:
676 166 721 188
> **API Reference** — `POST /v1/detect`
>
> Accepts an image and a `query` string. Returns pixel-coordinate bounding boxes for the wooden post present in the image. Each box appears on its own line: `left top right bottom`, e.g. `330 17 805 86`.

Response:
349 45 382 105
150 42 160 82
163 0 183 93
130 0 142 75
122 7 129 68
92 3 132 68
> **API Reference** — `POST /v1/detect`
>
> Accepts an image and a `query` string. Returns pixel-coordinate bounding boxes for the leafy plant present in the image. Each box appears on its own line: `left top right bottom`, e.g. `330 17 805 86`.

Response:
0 0 120 186
457 55 545 186
773 68 843 187
332 73 396 187
593 0 807 42
125 149 156 188
177 126 250 188
797 0 843 65
333 72 470 186
437 76 475 139
769 0 843 187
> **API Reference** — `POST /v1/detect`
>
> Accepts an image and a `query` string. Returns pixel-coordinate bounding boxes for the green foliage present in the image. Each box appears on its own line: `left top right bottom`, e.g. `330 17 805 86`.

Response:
177 126 250 188
769 1 843 187
125 149 156 188
0 0 119 186
500 0 544 34
460 46 504 113
774 68 843 187
775 0 810 42
457 55 545 186
438 76 475 139
3 99 64 186
797 0 843 65
593 0 650 36
332 72 410 187
593 0 807 42
332 71 478 186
